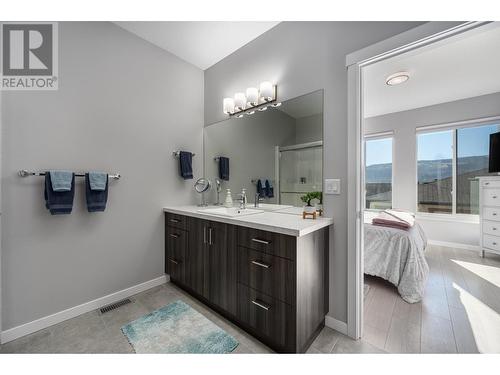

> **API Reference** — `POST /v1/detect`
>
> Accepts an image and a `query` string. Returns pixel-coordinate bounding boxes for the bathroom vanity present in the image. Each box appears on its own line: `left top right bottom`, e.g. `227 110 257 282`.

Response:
163 206 332 353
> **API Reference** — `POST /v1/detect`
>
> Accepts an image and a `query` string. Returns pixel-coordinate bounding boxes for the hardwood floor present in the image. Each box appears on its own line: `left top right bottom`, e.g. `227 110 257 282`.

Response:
363 244 500 353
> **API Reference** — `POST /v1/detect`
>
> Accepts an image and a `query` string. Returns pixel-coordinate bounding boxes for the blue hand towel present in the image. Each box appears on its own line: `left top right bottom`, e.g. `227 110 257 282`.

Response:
44 172 75 215
49 170 73 192
179 151 193 180
88 171 107 191
85 173 108 212
218 157 230 181
265 179 274 198
257 179 265 198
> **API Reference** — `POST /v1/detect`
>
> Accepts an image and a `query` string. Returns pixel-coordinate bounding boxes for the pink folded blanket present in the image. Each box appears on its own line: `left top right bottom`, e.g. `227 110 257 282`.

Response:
372 209 415 230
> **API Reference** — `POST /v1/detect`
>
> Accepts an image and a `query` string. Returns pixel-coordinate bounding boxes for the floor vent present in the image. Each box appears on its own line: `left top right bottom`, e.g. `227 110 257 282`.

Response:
99 298 132 314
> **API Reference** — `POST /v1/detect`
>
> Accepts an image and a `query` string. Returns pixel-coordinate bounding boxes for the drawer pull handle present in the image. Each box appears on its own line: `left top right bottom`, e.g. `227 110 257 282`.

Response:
485 182 490 185
169 258 179 265
170 218 181 223
251 300 270 311
493 213 498 216
493 242 497 246
494 228 497 231
251 260 271 269
170 233 180 238
493 196 498 199
251 238 271 245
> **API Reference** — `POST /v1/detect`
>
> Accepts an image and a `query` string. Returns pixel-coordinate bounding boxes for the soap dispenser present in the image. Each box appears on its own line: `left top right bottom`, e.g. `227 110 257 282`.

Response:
224 189 233 208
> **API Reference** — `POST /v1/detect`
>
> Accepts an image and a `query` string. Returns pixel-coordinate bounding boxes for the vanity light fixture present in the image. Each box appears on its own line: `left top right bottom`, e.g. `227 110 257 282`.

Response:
246 87 259 106
259 81 273 101
222 81 279 117
386 71 410 86
223 98 235 114
234 92 247 111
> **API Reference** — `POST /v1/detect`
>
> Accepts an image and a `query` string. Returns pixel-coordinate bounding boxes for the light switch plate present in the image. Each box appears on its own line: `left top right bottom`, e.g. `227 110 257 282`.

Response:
324 179 341 195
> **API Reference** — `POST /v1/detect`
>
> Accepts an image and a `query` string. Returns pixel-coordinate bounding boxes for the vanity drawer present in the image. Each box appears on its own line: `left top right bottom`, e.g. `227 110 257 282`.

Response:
483 207 500 222
237 283 295 352
482 180 500 188
165 226 186 282
482 188 500 207
483 220 500 236
166 212 188 230
237 226 296 260
238 246 295 305
483 234 500 252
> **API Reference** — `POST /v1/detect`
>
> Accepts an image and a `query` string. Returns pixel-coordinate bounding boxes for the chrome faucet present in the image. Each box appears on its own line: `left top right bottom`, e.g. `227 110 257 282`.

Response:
254 193 264 208
237 188 247 209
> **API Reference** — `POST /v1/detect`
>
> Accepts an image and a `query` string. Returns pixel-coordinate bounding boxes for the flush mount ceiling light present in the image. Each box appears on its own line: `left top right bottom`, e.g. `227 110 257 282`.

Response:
385 71 410 86
222 81 280 117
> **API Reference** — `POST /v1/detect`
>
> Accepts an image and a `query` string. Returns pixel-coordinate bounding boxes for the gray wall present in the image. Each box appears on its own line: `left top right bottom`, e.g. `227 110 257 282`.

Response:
204 21 422 323
1 22 204 329
295 114 323 144
204 109 296 204
365 91 500 246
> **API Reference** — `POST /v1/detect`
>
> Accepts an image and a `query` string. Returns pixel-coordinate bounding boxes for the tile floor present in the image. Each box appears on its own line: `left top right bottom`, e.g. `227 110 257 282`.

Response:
2 244 497 354
0 279 374 354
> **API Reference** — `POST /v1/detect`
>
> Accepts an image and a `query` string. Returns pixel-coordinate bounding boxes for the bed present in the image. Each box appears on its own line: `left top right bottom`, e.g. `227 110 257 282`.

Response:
364 212 429 303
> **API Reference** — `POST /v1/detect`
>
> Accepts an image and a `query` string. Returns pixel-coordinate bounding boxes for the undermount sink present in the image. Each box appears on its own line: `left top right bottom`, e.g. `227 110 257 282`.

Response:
198 207 264 217
250 203 293 211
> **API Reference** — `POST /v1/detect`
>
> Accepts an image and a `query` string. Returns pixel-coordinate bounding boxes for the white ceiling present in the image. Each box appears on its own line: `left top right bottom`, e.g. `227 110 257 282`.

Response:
363 23 500 118
114 21 280 70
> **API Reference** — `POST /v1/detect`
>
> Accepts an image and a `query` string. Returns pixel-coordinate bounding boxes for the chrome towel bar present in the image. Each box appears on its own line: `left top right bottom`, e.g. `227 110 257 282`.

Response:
18 170 121 180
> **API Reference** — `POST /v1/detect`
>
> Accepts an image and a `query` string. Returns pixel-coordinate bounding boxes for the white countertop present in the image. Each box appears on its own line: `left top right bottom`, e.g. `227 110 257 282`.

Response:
163 205 333 237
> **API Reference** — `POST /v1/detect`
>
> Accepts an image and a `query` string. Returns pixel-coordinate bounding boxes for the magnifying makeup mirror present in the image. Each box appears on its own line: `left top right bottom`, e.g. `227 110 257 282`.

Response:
194 177 211 207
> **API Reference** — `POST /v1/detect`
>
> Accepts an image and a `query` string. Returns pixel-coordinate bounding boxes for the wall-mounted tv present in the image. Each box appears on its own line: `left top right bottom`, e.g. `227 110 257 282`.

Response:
489 131 500 173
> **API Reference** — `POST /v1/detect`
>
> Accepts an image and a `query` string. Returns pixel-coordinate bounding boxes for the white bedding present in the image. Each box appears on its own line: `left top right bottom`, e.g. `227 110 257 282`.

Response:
364 215 429 303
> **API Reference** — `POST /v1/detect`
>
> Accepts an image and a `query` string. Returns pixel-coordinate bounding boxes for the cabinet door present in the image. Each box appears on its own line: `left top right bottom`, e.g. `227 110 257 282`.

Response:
204 221 237 316
185 217 207 296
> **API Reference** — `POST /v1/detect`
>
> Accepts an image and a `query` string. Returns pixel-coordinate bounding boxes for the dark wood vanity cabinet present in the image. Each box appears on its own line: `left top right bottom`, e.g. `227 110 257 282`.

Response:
165 212 328 353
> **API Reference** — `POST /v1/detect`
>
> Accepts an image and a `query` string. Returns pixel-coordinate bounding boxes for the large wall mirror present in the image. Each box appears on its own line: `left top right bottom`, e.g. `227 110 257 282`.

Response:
203 89 323 209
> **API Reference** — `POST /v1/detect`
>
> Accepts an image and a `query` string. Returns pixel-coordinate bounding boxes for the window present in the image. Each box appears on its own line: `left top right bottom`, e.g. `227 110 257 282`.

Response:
417 122 500 215
365 136 392 210
417 130 453 214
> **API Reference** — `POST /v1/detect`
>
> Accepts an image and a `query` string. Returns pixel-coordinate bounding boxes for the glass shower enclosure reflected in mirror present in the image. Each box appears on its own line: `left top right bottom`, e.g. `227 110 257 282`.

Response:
278 141 323 206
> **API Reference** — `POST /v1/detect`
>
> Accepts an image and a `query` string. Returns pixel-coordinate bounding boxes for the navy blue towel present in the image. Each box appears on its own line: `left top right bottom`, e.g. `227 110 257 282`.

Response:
179 151 193 180
257 179 265 198
85 173 108 212
44 172 75 215
265 179 274 198
218 157 230 181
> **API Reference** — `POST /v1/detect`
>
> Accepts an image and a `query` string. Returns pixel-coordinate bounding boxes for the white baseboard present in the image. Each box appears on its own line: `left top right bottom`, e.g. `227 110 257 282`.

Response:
428 240 480 252
325 315 348 335
0 275 169 344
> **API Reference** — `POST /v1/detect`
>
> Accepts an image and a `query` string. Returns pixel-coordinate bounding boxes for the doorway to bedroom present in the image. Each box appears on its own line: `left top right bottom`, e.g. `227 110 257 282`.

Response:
355 22 500 353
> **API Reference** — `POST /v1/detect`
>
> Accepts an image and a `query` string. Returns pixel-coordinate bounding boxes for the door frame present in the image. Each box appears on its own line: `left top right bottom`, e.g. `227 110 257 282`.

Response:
345 21 492 339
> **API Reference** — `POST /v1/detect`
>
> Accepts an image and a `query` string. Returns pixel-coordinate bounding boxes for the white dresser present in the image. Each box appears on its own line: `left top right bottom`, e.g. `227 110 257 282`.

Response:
479 176 500 257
